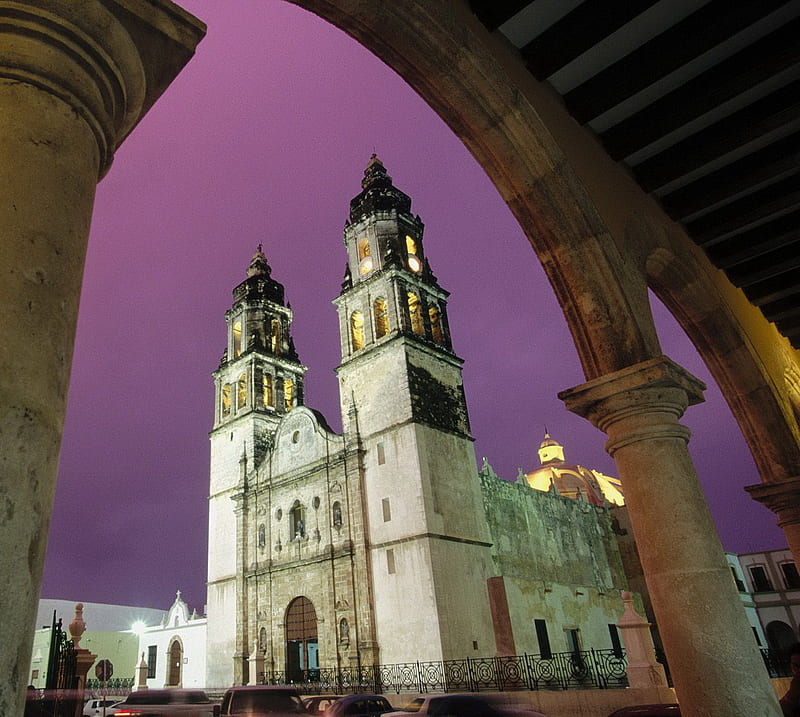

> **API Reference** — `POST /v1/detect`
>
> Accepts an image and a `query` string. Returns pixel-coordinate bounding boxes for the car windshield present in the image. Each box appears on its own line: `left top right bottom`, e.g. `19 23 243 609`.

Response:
230 693 306 713
402 699 424 713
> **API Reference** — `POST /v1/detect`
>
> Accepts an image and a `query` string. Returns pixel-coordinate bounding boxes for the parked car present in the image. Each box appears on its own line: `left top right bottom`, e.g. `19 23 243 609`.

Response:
83 697 122 716
607 706 680 716
303 695 342 716
113 689 215 716
393 694 545 717
323 694 395 717
216 685 308 716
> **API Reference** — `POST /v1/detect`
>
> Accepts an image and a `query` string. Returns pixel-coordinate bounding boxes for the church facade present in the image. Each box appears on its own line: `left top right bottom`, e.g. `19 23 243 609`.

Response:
206 157 635 687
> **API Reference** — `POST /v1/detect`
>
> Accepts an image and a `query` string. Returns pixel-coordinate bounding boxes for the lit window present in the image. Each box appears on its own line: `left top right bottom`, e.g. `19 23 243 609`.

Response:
429 305 443 344
406 235 417 255
271 320 281 355
351 311 365 350
284 378 294 412
373 298 389 338
221 384 231 417
237 374 247 409
358 239 373 275
233 320 242 357
408 292 424 335
263 374 273 407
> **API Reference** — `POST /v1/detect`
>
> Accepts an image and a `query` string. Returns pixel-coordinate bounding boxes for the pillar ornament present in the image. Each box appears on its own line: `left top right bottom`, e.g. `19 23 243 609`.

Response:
559 355 705 447
0 0 147 176
746 476 800 527
68 603 86 649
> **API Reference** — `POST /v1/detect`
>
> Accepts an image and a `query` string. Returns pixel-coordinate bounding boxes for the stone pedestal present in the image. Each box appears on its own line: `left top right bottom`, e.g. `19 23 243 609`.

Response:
617 591 666 689
0 3 204 716
136 653 149 690
248 641 264 686
562 356 781 717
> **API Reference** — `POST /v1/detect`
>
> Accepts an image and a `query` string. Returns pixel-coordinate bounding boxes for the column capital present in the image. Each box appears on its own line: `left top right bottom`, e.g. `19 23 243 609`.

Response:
0 0 204 175
746 477 800 527
559 356 706 456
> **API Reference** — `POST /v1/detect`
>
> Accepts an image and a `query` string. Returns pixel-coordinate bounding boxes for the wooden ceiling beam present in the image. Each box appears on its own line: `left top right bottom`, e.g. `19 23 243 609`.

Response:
634 78 800 192
600 19 800 160
660 132 800 221
685 173 800 245
563 0 790 124
469 0 531 33
522 0 659 80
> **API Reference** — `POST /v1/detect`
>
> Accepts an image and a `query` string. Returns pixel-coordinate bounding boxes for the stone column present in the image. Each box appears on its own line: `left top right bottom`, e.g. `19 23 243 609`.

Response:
136 653 149 691
0 3 203 716
561 356 781 717
746 478 800 565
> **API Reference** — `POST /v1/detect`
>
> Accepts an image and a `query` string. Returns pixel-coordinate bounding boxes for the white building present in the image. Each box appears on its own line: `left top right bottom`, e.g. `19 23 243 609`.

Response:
736 549 800 652
134 591 207 689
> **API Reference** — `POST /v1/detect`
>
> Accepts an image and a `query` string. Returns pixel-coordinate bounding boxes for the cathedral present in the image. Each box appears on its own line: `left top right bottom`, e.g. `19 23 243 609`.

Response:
205 157 635 687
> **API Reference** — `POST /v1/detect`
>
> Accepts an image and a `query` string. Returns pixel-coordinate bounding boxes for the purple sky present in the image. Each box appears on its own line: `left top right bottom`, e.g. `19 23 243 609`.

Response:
40 1 785 615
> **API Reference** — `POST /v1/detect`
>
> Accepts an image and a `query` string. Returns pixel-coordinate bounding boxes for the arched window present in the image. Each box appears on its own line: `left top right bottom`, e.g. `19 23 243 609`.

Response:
429 305 443 344
358 238 371 260
373 298 389 339
258 524 266 549
233 320 242 357
350 311 365 350
271 319 281 355
339 618 349 642
284 378 294 412
332 501 342 527
259 626 267 653
358 238 373 275
290 503 306 540
221 384 231 417
263 373 274 407
408 292 424 335
406 235 417 255
237 374 247 409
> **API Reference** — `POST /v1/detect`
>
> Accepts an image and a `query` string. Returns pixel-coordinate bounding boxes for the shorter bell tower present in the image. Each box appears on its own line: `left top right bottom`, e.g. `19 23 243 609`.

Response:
206 245 306 687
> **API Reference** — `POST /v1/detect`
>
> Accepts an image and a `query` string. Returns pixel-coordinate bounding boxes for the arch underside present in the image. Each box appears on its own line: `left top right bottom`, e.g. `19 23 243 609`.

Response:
287 0 800 489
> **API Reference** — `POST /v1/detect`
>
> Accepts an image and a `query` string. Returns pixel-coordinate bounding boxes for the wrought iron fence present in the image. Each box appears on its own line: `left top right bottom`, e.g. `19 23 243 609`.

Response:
259 649 628 694
38 613 78 717
85 677 135 693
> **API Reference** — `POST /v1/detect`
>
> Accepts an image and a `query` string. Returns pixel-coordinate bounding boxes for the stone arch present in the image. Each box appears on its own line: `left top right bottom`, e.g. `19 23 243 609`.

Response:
765 620 797 654
285 596 319 682
166 637 183 687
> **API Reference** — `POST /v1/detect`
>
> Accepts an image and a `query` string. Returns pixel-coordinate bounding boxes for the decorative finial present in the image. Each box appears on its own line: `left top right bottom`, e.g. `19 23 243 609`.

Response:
69 603 86 648
176 590 182 601
257 243 263 253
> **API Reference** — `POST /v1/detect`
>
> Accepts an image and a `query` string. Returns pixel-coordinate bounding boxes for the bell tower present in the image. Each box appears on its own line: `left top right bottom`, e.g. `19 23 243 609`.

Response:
206 245 306 686
334 156 496 662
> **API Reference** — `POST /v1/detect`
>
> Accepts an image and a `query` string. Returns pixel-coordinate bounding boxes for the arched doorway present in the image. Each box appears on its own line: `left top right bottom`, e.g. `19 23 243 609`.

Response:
766 621 797 654
285 596 318 682
167 639 182 686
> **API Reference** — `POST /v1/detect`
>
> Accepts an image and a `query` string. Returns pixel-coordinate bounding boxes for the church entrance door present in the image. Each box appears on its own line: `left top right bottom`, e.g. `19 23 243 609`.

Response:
167 640 182 686
286 597 319 682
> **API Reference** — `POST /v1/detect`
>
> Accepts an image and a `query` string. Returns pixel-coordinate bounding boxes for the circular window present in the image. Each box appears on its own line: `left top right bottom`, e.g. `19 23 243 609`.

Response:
313 496 321 510
292 430 300 443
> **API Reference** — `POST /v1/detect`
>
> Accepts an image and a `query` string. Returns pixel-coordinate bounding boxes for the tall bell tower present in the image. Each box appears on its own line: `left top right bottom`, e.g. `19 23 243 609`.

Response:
206 246 306 686
334 156 496 662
